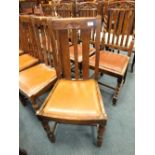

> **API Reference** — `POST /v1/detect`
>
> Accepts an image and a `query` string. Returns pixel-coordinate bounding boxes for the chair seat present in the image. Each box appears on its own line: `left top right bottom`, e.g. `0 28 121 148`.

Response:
19 54 39 71
37 79 107 121
90 51 129 75
19 63 57 97
69 45 95 63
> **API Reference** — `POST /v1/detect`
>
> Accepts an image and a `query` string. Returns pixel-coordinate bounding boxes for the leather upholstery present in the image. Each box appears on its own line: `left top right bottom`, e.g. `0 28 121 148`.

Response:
19 63 57 97
19 54 39 72
38 79 107 121
89 51 129 75
69 45 95 63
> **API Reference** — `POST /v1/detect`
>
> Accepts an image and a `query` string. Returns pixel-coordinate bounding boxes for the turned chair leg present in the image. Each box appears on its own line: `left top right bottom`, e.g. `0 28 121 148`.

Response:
30 98 39 112
97 124 105 147
39 119 56 143
113 77 123 105
131 54 135 73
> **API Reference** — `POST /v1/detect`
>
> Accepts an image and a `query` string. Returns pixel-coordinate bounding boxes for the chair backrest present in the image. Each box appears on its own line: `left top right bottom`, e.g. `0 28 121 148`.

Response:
31 16 55 67
56 3 73 17
41 4 56 16
47 17 101 80
19 15 38 58
102 1 135 56
19 1 36 15
77 2 98 17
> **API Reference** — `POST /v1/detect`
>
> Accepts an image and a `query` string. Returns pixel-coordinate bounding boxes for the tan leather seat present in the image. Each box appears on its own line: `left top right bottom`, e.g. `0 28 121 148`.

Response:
90 51 129 75
19 63 57 97
19 54 39 72
69 45 96 63
38 79 107 121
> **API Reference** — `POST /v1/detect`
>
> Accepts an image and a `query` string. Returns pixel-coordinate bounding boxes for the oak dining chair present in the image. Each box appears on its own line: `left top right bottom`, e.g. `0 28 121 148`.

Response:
89 4 135 104
55 3 73 17
69 2 99 74
19 16 57 111
19 15 39 72
36 16 107 147
77 2 98 17
41 4 56 16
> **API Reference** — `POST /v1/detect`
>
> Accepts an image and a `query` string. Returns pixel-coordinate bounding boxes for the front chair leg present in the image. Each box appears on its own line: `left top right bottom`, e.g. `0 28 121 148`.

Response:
97 124 105 147
40 119 56 143
112 77 123 105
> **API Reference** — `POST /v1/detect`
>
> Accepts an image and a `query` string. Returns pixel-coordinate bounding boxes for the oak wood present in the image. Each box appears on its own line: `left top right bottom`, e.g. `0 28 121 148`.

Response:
37 16 106 147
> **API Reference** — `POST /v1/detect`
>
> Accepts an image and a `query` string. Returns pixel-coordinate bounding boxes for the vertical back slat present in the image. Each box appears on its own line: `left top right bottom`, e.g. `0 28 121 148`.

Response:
125 10 134 47
81 29 91 79
59 30 71 79
120 10 128 46
107 10 113 44
72 29 79 79
94 18 101 80
116 11 125 45
112 10 119 45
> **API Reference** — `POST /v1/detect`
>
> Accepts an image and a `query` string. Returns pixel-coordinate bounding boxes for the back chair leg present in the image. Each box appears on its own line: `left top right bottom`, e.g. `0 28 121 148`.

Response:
30 97 40 112
123 67 128 84
112 77 123 105
131 54 135 73
78 62 82 75
19 92 27 106
97 124 105 147
39 119 56 143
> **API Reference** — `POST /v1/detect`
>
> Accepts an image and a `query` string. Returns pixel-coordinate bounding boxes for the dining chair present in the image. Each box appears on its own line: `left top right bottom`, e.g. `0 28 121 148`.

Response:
19 16 57 111
36 16 107 147
77 2 98 17
19 15 39 72
69 2 99 73
89 4 135 105
41 4 56 16
55 3 73 17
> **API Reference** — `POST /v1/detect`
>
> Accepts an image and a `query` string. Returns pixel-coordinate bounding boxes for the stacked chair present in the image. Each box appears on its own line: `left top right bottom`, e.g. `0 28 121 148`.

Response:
19 15 57 111
19 16 39 72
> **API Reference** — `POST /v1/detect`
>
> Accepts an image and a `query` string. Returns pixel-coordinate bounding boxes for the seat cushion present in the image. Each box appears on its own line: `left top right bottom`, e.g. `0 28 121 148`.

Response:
37 79 107 121
69 45 95 63
90 51 129 75
19 63 57 97
19 54 39 71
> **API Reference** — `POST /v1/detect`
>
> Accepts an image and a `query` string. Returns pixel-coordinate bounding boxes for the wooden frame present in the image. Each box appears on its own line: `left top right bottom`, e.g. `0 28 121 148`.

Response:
90 2 135 104
37 16 107 147
19 15 57 111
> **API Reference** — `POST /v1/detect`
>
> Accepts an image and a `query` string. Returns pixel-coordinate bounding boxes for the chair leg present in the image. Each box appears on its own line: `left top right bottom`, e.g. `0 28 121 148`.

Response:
123 67 128 84
112 77 123 105
40 119 56 143
30 98 39 112
78 62 82 75
97 124 105 147
131 54 135 73
19 92 27 106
